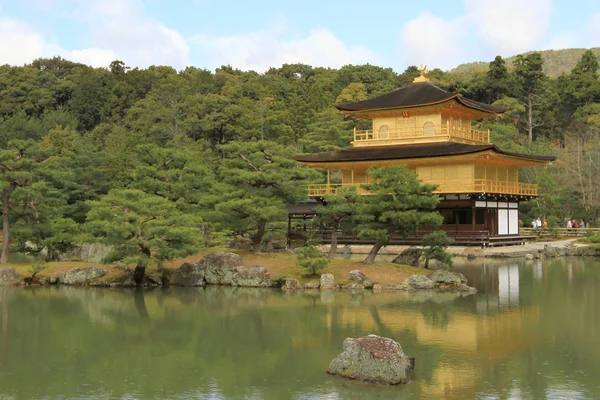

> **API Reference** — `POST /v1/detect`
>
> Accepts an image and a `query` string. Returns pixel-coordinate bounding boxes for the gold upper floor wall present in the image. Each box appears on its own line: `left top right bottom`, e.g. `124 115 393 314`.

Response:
352 106 491 147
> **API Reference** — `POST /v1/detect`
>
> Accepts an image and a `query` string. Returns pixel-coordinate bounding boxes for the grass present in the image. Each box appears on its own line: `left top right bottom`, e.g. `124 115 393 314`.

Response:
1 248 427 285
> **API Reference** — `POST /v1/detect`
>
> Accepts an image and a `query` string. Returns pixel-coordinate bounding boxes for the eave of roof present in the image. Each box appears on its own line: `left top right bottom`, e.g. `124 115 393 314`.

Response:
294 142 556 164
334 82 506 115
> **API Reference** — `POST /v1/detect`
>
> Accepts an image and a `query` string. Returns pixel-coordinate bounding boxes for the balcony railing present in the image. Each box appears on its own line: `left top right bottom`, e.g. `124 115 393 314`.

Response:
307 179 538 197
353 126 490 145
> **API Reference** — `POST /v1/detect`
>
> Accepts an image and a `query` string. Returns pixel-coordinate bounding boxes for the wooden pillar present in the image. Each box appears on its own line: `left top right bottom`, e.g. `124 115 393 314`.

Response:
351 168 354 184
327 169 330 185
287 214 292 248
472 203 476 231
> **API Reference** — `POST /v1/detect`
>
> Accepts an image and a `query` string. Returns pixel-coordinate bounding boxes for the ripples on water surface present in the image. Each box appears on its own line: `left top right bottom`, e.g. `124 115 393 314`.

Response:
1 257 599 399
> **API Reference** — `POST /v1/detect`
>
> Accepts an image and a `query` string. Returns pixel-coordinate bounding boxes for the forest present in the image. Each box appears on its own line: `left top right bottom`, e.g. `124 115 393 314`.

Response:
0 49 599 268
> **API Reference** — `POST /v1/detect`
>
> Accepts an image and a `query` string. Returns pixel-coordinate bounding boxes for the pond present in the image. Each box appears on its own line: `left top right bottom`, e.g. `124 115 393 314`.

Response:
1 257 600 399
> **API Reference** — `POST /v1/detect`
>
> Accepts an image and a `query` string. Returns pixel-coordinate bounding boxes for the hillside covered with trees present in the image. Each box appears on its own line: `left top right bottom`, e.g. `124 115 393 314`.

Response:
0 48 599 267
451 47 600 77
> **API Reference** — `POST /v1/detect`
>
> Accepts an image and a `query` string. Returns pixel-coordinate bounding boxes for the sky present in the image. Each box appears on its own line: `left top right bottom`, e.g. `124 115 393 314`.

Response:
0 0 599 72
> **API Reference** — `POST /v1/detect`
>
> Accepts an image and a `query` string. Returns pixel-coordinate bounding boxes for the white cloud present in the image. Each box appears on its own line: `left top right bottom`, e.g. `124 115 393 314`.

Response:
191 20 377 72
396 0 554 70
398 13 467 70
465 0 553 55
0 17 63 65
70 48 119 67
1 0 189 68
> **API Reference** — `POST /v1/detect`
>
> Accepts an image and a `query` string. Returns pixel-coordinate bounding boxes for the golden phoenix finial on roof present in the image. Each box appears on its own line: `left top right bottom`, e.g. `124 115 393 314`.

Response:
413 64 430 83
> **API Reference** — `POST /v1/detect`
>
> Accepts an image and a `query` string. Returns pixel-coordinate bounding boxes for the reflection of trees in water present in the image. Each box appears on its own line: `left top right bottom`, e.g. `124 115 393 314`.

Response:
2 263 600 400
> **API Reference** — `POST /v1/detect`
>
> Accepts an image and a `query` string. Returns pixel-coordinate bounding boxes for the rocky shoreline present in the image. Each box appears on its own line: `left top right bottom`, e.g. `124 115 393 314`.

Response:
0 251 477 294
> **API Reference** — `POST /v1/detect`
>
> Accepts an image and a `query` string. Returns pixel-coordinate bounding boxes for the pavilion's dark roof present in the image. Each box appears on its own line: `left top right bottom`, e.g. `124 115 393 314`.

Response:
287 201 321 214
334 82 506 114
294 142 556 163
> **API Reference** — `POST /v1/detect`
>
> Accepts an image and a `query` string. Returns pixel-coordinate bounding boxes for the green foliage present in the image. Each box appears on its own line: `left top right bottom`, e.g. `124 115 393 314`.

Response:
2 49 600 265
296 246 330 276
422 231 454 268
30 258 48 278
355 166 442 263
85 189 203 268
215 140 319 252
546 216 562 238
583 232 600 244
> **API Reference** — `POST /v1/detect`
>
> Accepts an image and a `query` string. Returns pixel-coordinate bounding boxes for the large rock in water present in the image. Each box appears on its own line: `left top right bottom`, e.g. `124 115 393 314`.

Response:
392 247 423 267
403 274 434 290
427 269 476 292
59 266 105 285
0 268 21 286
201 252 243 285
427 269 465 286
170 262 205 286
231 265 271 287
327 334 414 385
349 270 374 289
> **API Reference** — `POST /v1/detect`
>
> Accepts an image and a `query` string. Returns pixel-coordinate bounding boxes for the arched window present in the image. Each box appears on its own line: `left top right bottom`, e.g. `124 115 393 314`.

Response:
423 121 434 137
378 124 390 139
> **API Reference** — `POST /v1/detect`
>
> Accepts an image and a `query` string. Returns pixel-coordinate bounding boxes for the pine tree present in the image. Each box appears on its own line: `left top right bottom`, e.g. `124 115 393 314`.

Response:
216 140 319 252
355 166 442 264
314 186 359 258
85 189 203 285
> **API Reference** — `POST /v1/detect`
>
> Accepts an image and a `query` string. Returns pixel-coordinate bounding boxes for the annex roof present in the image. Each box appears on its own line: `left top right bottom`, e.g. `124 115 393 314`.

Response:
334 82 506 114
294 142 556 164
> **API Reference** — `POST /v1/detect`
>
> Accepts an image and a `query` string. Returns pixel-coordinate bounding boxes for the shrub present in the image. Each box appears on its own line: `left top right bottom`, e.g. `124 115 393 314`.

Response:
584 232 600 243
30 259 48 278
296 246 330 276
422 231 454 269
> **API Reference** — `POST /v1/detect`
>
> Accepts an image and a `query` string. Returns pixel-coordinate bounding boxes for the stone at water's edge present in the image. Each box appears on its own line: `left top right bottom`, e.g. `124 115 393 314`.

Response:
373 283 408 292
403 274 435 290
231 265 271 287
342 282 365 291
349 270 374 289
282 278 301 290
170 262 205 287
146 274 162 287
303 281 320 289
392 247 423 267
525 253 535 260
59 266 105 285
320 274 335 290
327 334 414 385
201 252 243 285
0 268 21 286
427 269 476 292
427 269 464 286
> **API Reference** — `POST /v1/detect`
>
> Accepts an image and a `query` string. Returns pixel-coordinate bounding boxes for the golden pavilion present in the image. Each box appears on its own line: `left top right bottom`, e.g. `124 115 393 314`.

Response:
290 70 555 246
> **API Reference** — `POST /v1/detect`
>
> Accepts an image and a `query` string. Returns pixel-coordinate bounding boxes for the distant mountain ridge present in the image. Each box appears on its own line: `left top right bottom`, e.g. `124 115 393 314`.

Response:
450 48 600 77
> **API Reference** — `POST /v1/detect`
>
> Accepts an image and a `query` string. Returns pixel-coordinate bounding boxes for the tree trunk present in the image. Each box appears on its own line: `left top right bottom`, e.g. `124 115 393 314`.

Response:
527 94 533 142
424 258 430 269
328 221 339 258
1 186 14 264
133 265 146 286
251 219 267 253
363 240 385 264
